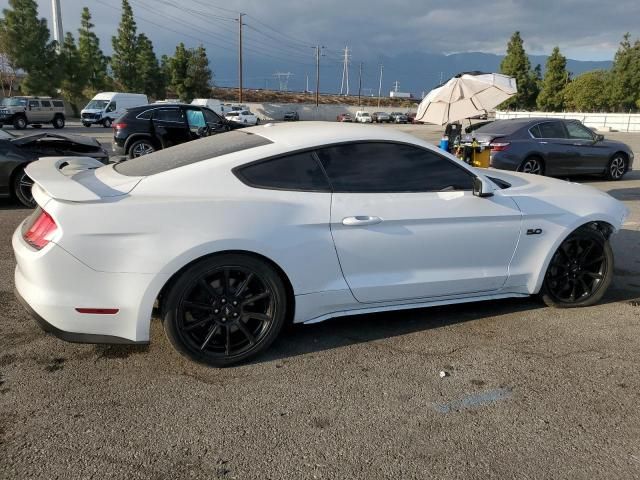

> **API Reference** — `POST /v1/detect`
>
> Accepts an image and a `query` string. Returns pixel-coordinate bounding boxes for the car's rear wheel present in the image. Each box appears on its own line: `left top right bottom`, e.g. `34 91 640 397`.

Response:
52 115 65 129
103 117 112 128
13 115 26 130
12 167 36 208
163 254 288 367
606 154 627 180
82 122 91 128
128 139 155 158
541 227 612 308
518 157 544 175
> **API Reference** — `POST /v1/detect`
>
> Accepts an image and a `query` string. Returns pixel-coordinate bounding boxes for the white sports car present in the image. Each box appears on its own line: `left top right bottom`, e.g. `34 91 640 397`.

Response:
13 123 628 366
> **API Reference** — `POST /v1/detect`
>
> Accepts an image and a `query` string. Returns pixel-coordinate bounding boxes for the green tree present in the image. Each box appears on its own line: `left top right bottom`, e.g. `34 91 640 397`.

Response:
499 31 538 110
59 32 88 115
608 33 640 111
537 47 568 111
111 0 138 91
564 70 611 112
186 45 212 99
0 0 59 95
168 42 192 101
78 7 109 95
136 33 164 98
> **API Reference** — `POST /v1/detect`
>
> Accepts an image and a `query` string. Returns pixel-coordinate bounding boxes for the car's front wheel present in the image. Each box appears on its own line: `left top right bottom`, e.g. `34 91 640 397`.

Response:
128 139 155 158
518 157 544 175
163 254 288 367
13 115 27 130
102 117 112 128
606 154 627 180
541 227 613 308
12 167 36 208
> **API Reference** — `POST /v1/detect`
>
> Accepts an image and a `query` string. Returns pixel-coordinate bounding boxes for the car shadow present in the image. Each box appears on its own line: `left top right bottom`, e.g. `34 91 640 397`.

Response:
0 199 30 211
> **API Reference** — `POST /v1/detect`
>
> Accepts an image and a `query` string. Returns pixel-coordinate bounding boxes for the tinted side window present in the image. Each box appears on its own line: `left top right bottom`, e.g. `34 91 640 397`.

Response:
204 109 222 123
137 109 153 120
237 152 330 192
317 142 474 193
52 100 64 108
565 122 594 140
538 122 566 138
154 108 184 122
40 100 51 107
28 100 39 108
529 124 542 138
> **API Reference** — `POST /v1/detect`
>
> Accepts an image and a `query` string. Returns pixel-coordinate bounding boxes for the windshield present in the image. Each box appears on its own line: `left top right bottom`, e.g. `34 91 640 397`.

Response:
85 99 109 110
226 112 239 117
361 113 370 117
1 98 27 107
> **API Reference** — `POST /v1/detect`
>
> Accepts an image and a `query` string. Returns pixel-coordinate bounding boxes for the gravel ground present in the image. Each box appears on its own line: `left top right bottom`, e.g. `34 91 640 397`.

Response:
1 125 639 479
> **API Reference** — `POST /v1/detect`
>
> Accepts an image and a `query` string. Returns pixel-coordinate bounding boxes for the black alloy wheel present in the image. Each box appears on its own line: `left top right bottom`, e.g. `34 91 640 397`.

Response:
12 167 36 208
606 155 627 180
518 157 544 175
163 254 288 366
128 139 155 158
541 227 613 308
13 115 26 130
52 116 65 129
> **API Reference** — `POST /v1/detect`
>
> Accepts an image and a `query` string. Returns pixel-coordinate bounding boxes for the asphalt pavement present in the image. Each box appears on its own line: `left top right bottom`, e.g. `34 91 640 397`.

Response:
1 123 639 479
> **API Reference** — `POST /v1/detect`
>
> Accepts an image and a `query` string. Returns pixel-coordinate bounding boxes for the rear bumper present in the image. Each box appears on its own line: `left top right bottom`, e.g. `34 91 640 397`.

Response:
489 152 520 171
12 224 164 344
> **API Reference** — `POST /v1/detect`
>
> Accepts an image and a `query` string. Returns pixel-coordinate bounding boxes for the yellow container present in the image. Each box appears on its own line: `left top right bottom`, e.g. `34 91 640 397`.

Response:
472 147 490 168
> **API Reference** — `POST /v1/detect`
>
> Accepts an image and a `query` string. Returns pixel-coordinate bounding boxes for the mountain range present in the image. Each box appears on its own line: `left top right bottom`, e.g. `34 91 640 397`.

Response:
214 51 612 98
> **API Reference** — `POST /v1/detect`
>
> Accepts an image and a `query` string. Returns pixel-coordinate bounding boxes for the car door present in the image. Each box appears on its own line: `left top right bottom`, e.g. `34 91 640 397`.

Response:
27 100 43 123
564 121 608 173
39 99 54 122
185 108 210 139
530 121 575 175
317 142 523 303
202 108 228 134
151 107 190 148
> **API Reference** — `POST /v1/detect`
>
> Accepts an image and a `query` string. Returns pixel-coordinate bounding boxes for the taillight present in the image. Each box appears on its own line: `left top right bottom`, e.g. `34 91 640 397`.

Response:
113 122 127 130
490 142 510 152
23 208 58 250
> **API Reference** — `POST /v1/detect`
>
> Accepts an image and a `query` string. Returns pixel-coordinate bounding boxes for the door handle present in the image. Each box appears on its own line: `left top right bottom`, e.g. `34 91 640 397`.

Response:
342 216 382 226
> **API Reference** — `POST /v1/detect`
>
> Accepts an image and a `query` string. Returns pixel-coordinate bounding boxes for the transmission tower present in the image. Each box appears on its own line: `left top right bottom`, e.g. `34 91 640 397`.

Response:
273 72 294 92
340 46 351 95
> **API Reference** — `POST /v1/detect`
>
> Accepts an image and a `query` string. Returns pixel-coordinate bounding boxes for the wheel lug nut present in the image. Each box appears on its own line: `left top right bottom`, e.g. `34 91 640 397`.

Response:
214 309 219 314
233 301 238 306
233 313 238 317
222 317 226 322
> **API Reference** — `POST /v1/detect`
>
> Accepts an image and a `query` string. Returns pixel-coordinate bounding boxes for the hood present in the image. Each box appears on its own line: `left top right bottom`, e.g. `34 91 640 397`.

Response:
482 168 629 230
12 132 101 148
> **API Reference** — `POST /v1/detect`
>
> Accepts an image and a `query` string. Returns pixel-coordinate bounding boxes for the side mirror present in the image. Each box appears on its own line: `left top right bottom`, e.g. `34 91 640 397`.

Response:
595 134 604 142
473 176 494 198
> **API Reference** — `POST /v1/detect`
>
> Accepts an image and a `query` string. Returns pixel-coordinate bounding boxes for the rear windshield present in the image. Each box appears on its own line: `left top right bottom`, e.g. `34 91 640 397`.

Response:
473 120 528 136
114 131 272 177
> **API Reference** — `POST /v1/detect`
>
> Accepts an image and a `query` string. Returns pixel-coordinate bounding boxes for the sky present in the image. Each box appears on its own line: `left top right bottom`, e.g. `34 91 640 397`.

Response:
1 0 638 91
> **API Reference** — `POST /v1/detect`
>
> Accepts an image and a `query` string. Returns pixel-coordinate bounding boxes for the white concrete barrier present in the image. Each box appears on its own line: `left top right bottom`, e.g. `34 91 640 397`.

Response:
241 102 416 122
495 110 640 132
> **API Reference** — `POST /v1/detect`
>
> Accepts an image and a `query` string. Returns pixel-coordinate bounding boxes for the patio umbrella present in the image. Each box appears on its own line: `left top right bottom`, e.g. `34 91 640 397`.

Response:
415 72 517 125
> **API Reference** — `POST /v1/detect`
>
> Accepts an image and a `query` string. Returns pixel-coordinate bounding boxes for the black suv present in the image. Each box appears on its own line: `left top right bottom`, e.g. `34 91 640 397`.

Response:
112 103 239 159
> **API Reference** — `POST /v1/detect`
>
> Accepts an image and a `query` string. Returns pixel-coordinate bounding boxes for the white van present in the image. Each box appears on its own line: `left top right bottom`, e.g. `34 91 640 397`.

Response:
191 98 225 116
81 92 148 128
355 111 372 123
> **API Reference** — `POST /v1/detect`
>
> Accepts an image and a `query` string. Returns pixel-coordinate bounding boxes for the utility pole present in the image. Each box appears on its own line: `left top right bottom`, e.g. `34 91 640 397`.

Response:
314 46 324 107
377 63 384 108
51 0 63 52
237 13 245 103
357 62 363 106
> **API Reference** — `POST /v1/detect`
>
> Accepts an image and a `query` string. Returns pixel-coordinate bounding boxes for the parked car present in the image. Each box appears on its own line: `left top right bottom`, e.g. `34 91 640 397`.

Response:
14 122 628 366
355 111 373 123
0 129 108 207
406 112 417 124
226 110 259 126
112 103 237 159
283 111 299 121
0 96 66 130
466 118 634 180
337 113 353 122
390 112 408 124
372 112 391 123
81 92 148 128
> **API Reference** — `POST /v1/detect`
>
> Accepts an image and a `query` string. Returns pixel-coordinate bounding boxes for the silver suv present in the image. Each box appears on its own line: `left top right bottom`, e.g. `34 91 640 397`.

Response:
0 96 66 129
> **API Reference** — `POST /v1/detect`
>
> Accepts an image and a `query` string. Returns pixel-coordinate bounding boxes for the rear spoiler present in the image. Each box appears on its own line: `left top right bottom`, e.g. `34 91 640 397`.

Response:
25 157 142 202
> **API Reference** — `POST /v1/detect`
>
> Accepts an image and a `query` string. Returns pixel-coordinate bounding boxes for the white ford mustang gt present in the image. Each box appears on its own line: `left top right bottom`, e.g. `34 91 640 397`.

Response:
13 122 629 366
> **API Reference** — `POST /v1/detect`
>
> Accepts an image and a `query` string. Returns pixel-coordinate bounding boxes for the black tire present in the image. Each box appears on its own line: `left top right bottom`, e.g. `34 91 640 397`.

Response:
12 167 36 208
541 227 613 308
518 157 544 175
606 153 627 180
163 254 288 367
82 122 91 128
128 139 155 158
102 117 112 128
256 118 260 125
13 115 27 130
52 115 65 129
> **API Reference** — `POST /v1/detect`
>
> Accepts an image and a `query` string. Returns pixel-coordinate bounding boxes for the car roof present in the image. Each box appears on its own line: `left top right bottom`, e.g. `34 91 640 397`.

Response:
241 121 423 150
473 117 572 135
129 103 191 112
